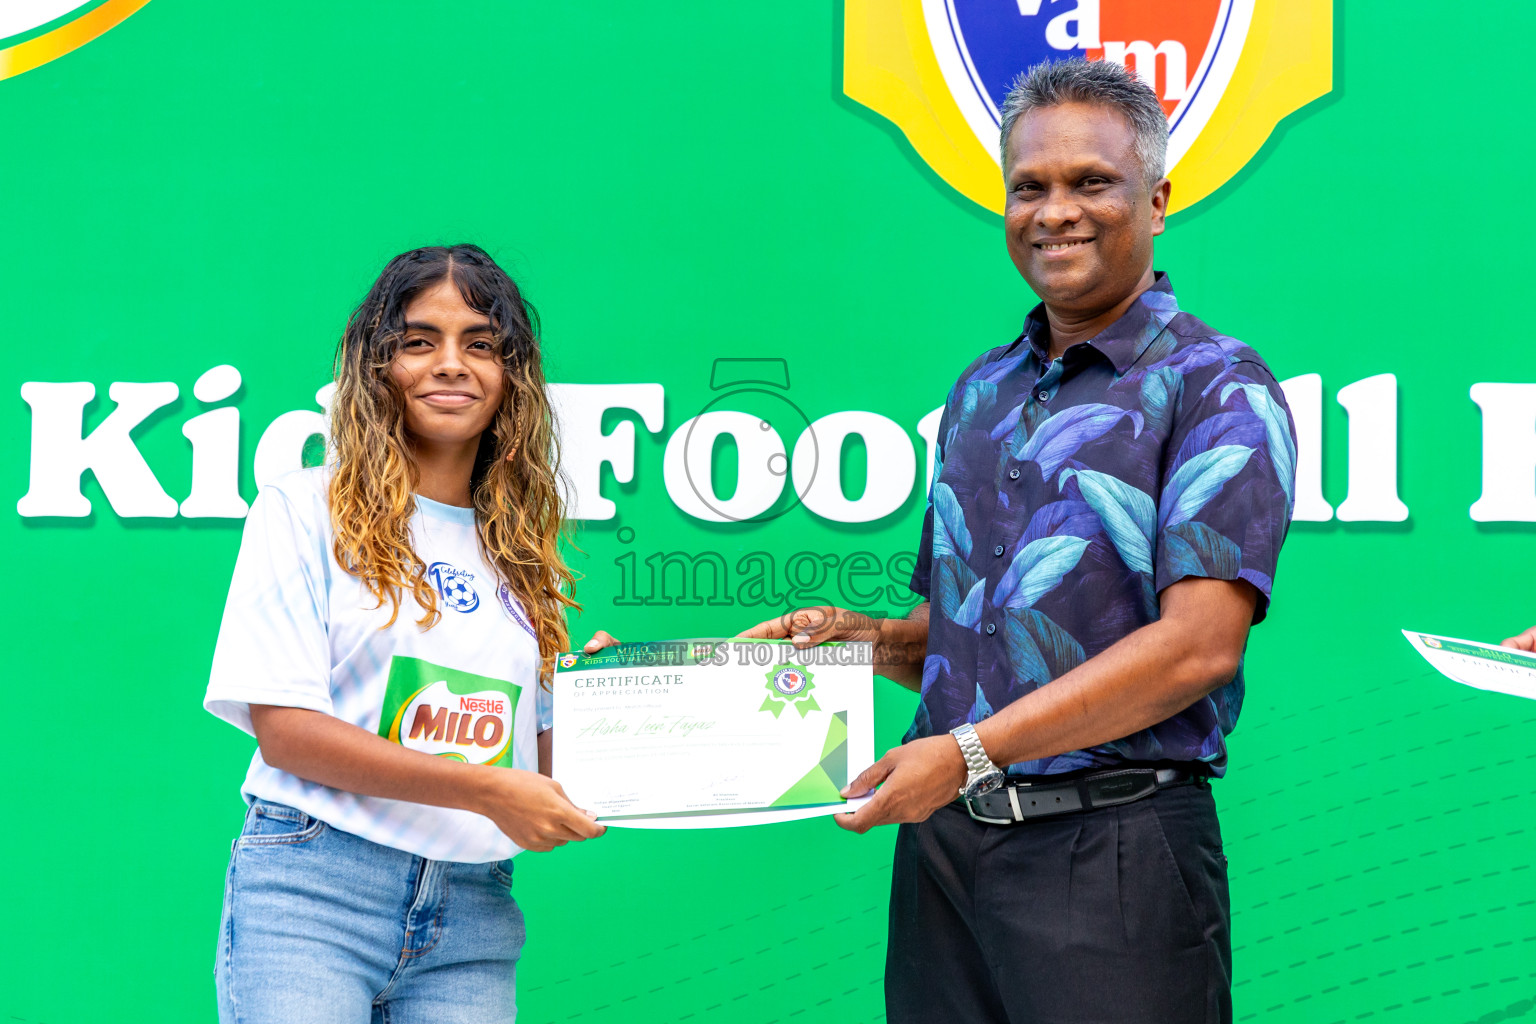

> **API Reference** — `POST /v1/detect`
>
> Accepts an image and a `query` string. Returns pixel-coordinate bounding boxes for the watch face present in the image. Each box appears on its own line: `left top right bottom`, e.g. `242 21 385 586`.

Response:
967 772 1005 799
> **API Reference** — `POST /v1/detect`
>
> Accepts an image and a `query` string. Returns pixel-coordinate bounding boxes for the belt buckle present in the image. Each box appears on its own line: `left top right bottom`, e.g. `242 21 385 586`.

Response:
962 791 1018 826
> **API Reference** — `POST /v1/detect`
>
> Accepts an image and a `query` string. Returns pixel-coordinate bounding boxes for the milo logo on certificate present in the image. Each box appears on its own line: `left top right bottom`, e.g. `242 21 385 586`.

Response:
379 657 521 766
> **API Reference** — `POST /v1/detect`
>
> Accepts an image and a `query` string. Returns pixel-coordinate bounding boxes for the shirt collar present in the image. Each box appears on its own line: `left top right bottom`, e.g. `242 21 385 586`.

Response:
414 494 476 525
1021 271 1181 375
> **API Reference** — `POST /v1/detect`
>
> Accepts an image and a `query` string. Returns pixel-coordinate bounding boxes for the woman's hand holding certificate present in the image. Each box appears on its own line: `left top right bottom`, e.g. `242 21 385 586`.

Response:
552 638 875 827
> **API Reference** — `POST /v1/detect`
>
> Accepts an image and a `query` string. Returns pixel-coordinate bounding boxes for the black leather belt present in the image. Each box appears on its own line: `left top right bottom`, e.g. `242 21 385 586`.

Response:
961 766 1203 825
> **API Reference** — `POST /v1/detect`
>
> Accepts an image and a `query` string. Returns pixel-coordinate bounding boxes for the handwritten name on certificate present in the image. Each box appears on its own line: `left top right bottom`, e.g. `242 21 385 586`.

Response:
552 640 875 828
1403 630 1536 701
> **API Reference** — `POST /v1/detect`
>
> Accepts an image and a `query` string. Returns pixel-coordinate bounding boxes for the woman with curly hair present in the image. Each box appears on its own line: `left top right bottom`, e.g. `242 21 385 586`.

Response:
205 244 602 1022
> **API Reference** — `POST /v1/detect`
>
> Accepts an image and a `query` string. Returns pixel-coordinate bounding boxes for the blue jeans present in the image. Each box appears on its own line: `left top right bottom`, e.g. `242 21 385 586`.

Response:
216 800 524 1023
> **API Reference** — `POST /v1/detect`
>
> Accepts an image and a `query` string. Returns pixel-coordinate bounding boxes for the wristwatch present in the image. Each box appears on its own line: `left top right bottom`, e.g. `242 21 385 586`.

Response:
950 722 1005 800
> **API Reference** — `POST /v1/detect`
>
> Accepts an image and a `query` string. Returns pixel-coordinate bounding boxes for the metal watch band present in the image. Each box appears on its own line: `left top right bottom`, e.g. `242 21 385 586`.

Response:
951 722 997 777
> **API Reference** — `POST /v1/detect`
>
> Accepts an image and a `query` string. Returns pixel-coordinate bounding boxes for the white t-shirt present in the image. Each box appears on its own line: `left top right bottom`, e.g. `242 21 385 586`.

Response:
205 467 548 863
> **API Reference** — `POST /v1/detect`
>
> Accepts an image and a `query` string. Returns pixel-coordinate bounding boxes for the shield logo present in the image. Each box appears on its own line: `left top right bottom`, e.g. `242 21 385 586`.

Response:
844 0 1331 214
774 668 807 695
0 0 152 82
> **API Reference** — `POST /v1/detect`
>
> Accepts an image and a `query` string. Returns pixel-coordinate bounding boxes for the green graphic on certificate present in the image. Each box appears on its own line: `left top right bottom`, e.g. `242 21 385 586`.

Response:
769 710 848 808
553 640 874 827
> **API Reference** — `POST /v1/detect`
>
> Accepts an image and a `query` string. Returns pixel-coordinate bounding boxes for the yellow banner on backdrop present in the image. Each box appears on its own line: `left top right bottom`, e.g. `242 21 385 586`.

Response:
0 0 151 82
844 0 1332 215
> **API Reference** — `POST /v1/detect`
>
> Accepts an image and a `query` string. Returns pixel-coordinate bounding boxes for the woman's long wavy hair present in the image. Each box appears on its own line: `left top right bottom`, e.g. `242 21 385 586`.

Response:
327 244 577 682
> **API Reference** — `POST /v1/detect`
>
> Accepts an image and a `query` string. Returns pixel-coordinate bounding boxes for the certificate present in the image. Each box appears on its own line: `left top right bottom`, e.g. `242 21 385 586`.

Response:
1403 629 1536 701
552 639 875 828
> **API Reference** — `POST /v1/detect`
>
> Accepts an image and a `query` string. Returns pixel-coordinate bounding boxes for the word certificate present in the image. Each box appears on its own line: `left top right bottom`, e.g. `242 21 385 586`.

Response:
1403 630 1536 701
553 639 875 828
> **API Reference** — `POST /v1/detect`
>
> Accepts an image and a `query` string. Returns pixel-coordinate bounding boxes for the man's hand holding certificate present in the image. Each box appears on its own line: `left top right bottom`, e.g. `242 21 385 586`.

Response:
552 639 875 828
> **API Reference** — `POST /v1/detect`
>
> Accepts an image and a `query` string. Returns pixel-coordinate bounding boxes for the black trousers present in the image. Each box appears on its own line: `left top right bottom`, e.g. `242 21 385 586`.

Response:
886 782 1231 1024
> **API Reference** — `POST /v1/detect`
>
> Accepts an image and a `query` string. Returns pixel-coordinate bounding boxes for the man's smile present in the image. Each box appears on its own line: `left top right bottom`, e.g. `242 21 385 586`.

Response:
1034 237 1095 256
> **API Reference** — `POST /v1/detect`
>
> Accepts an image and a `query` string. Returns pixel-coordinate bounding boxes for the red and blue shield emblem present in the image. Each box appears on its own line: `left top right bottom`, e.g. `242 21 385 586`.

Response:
774 668 808 696
845 0 1332 214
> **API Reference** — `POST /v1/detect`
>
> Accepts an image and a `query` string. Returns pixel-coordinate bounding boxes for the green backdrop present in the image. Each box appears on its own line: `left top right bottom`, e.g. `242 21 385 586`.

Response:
3 3 1534 1022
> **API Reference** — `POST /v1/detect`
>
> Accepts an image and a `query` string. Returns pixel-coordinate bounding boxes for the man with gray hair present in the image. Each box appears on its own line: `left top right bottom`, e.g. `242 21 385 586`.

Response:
739 57 1298 1021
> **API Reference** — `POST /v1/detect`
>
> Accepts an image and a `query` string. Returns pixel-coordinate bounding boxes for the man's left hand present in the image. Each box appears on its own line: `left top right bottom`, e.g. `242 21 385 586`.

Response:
833 735 968 834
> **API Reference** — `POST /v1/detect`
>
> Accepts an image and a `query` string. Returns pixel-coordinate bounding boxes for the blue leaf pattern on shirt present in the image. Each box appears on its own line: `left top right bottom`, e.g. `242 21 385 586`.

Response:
1004 608 1087 687
957 379 998 434
968 683 995 725
994 535 1090 609
1160 445 1254 530
1010 403 1145 477
951 577 987 630
932 483 972 561
920 654 950 692
1221 380 1298 506
1138 365 1182 429
1059 468 1155 575
934 556 981 626
1020 499 1100 546
1163 521 1242 580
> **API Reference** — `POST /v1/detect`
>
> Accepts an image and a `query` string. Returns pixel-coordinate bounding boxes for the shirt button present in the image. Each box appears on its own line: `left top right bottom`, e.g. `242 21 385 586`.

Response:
1038 391 1049 402
985 623 997 635
993 544 1004 557
1009 469 1020 480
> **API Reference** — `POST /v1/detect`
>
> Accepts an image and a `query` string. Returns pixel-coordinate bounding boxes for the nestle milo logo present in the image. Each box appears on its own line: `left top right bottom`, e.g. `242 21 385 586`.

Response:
379 657 520 767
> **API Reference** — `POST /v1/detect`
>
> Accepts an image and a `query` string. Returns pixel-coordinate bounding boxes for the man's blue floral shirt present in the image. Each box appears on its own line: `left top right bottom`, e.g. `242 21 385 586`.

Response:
908 273 1297 776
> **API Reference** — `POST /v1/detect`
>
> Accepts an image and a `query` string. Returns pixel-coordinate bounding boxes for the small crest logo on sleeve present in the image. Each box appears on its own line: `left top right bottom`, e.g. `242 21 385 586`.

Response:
761 665 820 719
843 0 1332 214
496 582 537 638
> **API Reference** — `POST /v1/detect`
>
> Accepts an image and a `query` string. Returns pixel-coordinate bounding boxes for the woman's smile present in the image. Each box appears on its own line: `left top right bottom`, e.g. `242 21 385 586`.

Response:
416 389 480 409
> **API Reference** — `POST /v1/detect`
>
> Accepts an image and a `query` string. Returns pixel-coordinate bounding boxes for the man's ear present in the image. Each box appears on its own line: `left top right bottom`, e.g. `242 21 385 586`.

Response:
1149 177 1171 236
